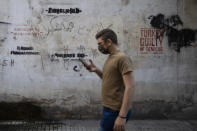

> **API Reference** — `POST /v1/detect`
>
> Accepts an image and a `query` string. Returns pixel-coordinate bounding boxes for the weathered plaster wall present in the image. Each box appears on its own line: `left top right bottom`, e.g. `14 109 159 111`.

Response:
0 0 196 120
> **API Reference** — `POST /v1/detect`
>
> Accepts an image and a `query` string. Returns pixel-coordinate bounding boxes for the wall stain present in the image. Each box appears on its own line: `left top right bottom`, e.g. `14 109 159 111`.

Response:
0 37 6 43
0 99 196 120
0 102 44 120
149 13 197 52
22 97 56 105
42 105 102 120
121 0 130 6
132 100 197 120
62 95 75 102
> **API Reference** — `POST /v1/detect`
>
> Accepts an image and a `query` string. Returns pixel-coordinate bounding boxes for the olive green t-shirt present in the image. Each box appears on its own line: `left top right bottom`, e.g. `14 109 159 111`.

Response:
102 50 133 111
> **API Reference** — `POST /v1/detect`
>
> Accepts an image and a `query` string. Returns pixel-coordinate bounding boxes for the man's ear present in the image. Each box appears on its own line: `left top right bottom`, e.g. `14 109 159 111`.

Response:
106 39 112 46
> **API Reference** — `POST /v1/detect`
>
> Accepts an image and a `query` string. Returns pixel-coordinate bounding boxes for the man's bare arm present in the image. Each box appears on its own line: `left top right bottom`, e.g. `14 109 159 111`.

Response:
119 71 135 117
94 68 103 79
114 71 135 131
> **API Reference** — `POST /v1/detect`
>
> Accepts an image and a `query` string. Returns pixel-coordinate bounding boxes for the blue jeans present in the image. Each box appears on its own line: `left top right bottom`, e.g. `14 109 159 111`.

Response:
99 107 132 131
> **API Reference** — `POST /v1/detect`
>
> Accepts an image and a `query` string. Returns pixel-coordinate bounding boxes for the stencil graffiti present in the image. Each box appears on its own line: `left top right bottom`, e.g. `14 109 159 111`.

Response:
140 28 163 54
149 14 197 52
46 8 82 14
11 46 40 55
51 53 86 59
17 46 34 50
46 45 100 74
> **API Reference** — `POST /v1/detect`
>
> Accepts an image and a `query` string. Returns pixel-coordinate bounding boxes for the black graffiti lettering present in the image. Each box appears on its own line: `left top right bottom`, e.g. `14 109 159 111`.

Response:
52 9 57 14
54 53 75 58
17 46 20 50
66 9 70 13
11 51 40 55
0 21 11 24
76 8 82 13
77 53 85 58
11 46 39 55
47 8 82 14
73 65 80 72
70 8 75 14
54 53 63 57
64 54 75 58
17 46 34 50
48 8 52 13
52 52 87 60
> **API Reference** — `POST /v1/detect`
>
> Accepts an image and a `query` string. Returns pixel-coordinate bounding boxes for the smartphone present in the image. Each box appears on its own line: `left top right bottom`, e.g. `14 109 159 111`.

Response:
79 58 90 69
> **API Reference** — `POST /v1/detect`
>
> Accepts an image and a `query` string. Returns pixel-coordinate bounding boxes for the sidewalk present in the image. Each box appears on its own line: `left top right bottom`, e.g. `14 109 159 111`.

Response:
62 120 197 131
0 120 196 131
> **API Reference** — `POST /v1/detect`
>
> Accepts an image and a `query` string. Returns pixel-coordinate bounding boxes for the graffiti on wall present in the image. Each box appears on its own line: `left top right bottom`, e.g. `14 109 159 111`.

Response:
10 25 43 40
46 8 82 15
48 45 99 73
149 13 197 52
11 46 40 55
7 44 99 74
139 28 163 54
0 59 14 67
2 3 117 76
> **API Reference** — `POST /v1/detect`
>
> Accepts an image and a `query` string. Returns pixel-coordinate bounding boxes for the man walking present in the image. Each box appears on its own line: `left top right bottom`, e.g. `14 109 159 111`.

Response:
83 29 135 131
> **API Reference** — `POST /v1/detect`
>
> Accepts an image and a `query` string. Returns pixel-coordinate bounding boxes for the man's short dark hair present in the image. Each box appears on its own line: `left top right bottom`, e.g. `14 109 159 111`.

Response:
95 28 118 45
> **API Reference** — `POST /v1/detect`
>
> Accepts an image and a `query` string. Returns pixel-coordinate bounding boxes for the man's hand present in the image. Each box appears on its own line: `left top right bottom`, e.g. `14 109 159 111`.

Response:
81 59 103 79
86 59 97 72
113 116 126 131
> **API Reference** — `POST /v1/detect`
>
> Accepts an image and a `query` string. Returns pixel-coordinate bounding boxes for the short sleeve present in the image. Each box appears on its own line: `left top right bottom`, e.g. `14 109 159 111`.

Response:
118 55 133 75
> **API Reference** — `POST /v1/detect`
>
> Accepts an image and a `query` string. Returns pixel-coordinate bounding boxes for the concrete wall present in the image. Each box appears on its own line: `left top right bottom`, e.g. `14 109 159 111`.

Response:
0 0 196 120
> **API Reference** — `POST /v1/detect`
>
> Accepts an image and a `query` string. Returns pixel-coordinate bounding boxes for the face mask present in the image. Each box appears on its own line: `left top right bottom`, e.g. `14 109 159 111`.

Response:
98 45 109 54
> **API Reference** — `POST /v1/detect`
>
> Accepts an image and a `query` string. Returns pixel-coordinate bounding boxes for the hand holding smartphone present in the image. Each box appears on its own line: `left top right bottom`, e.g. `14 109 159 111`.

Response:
79 58 90 70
